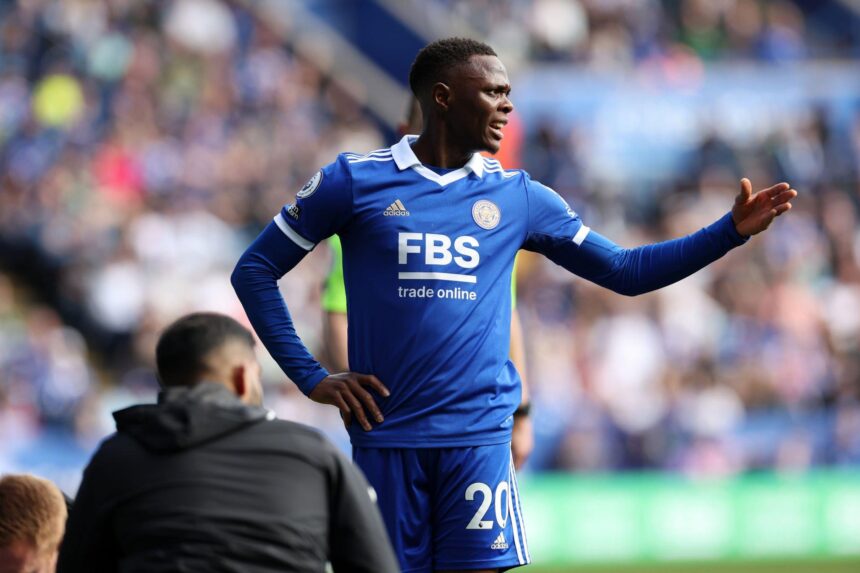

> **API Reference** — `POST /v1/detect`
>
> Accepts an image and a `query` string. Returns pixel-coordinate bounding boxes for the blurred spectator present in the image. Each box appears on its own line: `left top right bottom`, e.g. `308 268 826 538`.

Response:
421 0 854 66
0 473 67 573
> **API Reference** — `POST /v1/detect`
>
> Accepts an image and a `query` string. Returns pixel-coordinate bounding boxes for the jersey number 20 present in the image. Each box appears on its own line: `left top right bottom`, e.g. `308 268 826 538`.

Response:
465 481 509 530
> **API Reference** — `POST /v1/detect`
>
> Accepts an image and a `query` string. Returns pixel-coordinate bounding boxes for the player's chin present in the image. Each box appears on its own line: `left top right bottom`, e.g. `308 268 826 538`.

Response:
482 138 502 155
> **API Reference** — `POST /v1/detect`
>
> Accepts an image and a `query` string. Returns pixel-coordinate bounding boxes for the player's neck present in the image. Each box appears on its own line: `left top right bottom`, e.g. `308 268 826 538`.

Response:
411 128 473 170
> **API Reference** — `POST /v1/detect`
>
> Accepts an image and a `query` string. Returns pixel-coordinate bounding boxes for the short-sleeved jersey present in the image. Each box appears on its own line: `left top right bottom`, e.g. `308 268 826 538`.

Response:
277 135 588 447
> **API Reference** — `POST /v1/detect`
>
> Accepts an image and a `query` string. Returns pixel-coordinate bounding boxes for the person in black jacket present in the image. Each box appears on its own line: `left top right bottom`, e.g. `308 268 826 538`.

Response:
57 312 399 573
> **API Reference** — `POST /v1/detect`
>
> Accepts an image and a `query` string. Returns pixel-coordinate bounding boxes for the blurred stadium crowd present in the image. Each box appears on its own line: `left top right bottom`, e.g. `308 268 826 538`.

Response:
418 0 856 64
1 0 859 492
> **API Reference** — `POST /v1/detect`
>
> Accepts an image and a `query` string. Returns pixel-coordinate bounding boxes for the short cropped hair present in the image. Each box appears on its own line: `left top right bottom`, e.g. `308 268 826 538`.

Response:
0 474 67 552
155 312 255 388
408 37 497 98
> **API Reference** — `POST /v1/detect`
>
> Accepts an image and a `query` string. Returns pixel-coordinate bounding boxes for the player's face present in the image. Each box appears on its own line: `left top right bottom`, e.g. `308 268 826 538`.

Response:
448 55 513 154
0 540 57 573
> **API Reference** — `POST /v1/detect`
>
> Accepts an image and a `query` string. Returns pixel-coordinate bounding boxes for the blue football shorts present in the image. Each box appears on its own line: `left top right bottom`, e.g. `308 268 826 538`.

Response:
353 442 530 572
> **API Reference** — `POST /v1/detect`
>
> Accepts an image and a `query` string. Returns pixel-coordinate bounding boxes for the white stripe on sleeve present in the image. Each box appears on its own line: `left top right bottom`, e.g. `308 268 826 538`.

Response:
572 225 591 246
273 213 315 251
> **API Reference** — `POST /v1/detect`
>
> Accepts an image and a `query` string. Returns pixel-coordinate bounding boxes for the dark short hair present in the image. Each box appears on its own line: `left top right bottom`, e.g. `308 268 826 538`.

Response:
408 37 497 98
155 312 255 388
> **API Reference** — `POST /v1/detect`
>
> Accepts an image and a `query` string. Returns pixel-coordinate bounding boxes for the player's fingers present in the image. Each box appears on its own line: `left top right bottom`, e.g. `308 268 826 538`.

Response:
771 188 797 205
736 178 752 204
357 373 391 398
338 410 351 429
332 393 353 427
763 182 791 197
347 378 384 423
759 209 778 228
342 389 373 431
774 202 792 216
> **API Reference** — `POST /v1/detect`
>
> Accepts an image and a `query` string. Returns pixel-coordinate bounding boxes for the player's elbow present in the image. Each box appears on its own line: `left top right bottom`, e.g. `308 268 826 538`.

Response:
603 281 647 297
610 276 667 296
604 249 650 296
230 256 250 295
231 249 283 299
588 263 644 297
612 285 641 297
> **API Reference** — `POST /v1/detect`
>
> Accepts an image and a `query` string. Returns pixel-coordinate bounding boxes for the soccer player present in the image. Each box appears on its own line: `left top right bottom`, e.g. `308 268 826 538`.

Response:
232 38 796 572
320 98 534 469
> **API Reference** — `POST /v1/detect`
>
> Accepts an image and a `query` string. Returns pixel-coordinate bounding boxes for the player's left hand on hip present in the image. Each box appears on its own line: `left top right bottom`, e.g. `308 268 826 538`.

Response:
731 178 797 237
309 372 390 432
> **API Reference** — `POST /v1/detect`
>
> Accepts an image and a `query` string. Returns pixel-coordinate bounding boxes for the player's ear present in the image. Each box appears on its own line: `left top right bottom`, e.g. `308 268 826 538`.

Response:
432 82 451 112
231 364 247 399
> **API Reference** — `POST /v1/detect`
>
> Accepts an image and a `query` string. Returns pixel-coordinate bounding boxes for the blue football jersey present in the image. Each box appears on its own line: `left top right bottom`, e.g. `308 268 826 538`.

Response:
275 136 589 447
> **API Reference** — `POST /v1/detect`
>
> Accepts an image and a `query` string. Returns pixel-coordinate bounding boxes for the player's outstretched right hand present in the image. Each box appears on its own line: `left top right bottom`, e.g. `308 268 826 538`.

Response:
309 373 390 431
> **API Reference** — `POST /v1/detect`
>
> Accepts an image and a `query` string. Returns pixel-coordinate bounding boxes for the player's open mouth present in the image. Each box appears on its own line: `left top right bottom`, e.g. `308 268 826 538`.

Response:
489 121 506 140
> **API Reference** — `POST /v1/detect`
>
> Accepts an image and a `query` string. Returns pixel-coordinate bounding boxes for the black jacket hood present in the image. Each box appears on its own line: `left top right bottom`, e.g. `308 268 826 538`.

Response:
113 382 272 452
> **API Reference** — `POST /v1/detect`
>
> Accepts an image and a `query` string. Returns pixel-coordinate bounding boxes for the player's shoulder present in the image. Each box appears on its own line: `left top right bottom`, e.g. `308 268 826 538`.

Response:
480 156 527 186
340 145 396 168
305 146 397 191
514 168 554 193
493 166 572 212
323 146 398 187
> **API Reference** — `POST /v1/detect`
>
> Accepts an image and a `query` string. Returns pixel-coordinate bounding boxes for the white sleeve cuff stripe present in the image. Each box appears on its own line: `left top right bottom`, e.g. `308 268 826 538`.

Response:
572 225 591 246
273 213 315 251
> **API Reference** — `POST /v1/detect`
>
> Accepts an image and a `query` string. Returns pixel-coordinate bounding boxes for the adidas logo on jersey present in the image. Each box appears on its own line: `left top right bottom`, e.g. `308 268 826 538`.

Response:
490 532 509 550
384 200 410 216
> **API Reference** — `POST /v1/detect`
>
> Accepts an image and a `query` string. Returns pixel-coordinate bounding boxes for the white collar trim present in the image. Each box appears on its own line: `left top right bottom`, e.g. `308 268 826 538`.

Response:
391 134 485 186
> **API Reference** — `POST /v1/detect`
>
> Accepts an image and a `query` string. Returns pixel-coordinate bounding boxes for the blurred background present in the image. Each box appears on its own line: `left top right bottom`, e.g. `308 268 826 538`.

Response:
1 0 859 570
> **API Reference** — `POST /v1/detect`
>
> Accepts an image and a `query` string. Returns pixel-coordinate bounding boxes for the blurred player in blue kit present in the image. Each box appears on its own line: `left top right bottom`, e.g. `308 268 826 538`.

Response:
232 38 796 572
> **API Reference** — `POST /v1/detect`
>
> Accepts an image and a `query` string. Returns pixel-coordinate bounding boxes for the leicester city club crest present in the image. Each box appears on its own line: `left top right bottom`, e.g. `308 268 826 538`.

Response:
297 170 323 199
472 199 500 230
